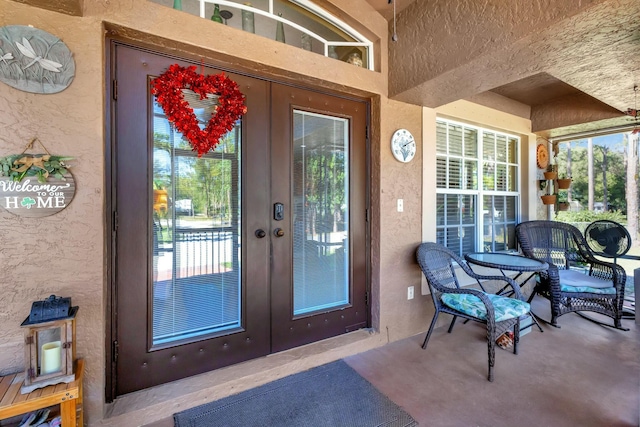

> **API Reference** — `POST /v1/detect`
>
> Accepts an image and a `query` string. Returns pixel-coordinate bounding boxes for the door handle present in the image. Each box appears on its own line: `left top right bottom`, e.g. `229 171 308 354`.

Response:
255 229 266 238
274 228 285 237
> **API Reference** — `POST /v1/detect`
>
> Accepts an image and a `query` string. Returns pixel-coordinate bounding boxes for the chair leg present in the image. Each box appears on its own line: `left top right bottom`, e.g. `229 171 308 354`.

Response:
529 313 544 332
422 311 440 349
487 330 495 382
447 316 457 333
550 296 563 327
513 322 520 355
614 316 623 329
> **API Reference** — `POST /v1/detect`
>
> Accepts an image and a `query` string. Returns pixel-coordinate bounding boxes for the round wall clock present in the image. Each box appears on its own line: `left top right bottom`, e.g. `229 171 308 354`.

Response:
536 143 549 169
391 129 416 163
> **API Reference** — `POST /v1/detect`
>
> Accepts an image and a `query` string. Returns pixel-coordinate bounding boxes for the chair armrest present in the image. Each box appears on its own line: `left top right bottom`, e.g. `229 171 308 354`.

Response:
582 257 627 291
541 263 561 293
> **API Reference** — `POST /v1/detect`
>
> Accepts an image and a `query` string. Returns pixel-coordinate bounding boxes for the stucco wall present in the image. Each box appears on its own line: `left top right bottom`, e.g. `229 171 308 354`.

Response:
377 98 425 341
0 1 106 422
0 1 534 425
0 0 429 424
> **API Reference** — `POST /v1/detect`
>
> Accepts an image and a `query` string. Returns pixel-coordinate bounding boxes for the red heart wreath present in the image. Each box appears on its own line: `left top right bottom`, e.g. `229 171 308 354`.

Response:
151 64 247 156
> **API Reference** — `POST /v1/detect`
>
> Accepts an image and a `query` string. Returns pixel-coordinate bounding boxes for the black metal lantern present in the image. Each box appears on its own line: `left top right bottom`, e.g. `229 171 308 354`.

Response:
20 295 78 394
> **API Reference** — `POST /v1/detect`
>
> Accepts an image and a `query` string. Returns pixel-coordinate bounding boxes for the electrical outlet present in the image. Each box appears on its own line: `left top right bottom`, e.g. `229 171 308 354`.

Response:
407 286 414 300
397 199 404 212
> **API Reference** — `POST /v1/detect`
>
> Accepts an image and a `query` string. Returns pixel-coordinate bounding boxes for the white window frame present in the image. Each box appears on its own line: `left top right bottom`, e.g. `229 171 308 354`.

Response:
436 118 521 255
197 0 374 70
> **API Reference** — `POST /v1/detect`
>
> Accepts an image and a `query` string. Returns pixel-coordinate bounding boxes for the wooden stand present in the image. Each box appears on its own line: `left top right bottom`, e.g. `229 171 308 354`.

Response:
0 359 83 427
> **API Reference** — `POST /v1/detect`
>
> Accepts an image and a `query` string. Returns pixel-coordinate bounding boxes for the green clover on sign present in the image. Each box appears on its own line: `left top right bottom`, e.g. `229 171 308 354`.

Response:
21 197 36 209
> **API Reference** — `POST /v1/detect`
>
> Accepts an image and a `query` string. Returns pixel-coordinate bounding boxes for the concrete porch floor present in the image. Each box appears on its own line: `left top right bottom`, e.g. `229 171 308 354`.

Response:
346 297 639 427
145 296 638 427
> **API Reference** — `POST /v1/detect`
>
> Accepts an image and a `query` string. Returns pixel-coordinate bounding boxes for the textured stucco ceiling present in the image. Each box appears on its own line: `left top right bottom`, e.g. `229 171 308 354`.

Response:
491 73 581 107
379 0 640 139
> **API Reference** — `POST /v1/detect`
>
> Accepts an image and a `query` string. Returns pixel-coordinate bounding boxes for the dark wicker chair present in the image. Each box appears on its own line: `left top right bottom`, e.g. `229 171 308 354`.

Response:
515 220 627 330
416 242 531 381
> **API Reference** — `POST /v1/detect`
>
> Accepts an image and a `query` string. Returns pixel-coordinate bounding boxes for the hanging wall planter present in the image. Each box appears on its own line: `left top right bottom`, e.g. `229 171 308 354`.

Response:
558 202 570 211
541 194 556 205
543 171 557 180
556 178 572 189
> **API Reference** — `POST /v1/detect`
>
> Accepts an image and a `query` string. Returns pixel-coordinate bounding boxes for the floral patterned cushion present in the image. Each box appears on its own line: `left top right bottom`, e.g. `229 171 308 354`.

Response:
560 284 616 294
441 292 530 322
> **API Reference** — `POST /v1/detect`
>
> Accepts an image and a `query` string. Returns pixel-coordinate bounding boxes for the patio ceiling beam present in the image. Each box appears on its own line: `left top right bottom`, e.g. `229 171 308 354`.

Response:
8 0 83 16
387 0 640 132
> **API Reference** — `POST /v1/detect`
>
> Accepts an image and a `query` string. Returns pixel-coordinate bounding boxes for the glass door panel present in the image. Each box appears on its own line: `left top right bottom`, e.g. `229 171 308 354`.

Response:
151 107 242 346
292 111 349 316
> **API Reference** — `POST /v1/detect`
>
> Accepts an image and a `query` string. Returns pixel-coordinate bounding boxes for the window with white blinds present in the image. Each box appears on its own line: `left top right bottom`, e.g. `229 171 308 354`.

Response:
436 119 519 255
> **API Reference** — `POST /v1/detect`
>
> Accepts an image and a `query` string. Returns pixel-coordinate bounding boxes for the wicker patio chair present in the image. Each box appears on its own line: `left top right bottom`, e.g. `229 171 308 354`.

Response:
515 220 627 330
416 242 531 381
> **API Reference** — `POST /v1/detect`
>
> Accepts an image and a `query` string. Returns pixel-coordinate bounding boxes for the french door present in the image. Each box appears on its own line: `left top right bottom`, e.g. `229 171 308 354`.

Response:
110 42 368 396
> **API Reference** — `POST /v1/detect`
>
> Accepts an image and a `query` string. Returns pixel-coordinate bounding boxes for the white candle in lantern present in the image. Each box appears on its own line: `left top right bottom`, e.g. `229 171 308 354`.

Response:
41 341 62 374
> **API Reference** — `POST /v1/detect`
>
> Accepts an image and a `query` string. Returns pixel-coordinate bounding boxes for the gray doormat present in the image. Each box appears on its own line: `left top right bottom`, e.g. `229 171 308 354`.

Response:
173 360 418 427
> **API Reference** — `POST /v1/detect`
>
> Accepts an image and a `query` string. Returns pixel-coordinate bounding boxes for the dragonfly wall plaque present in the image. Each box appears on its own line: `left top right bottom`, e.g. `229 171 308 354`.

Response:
0 25 75 94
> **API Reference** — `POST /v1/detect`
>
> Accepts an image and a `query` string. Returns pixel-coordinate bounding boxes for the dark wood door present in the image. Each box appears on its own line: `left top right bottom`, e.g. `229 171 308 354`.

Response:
111 43 368 396
270 84 368 352
112 44 271 395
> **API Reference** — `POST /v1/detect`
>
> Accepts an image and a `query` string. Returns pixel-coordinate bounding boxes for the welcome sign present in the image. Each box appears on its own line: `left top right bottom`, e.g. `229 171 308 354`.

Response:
0 174 76 217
